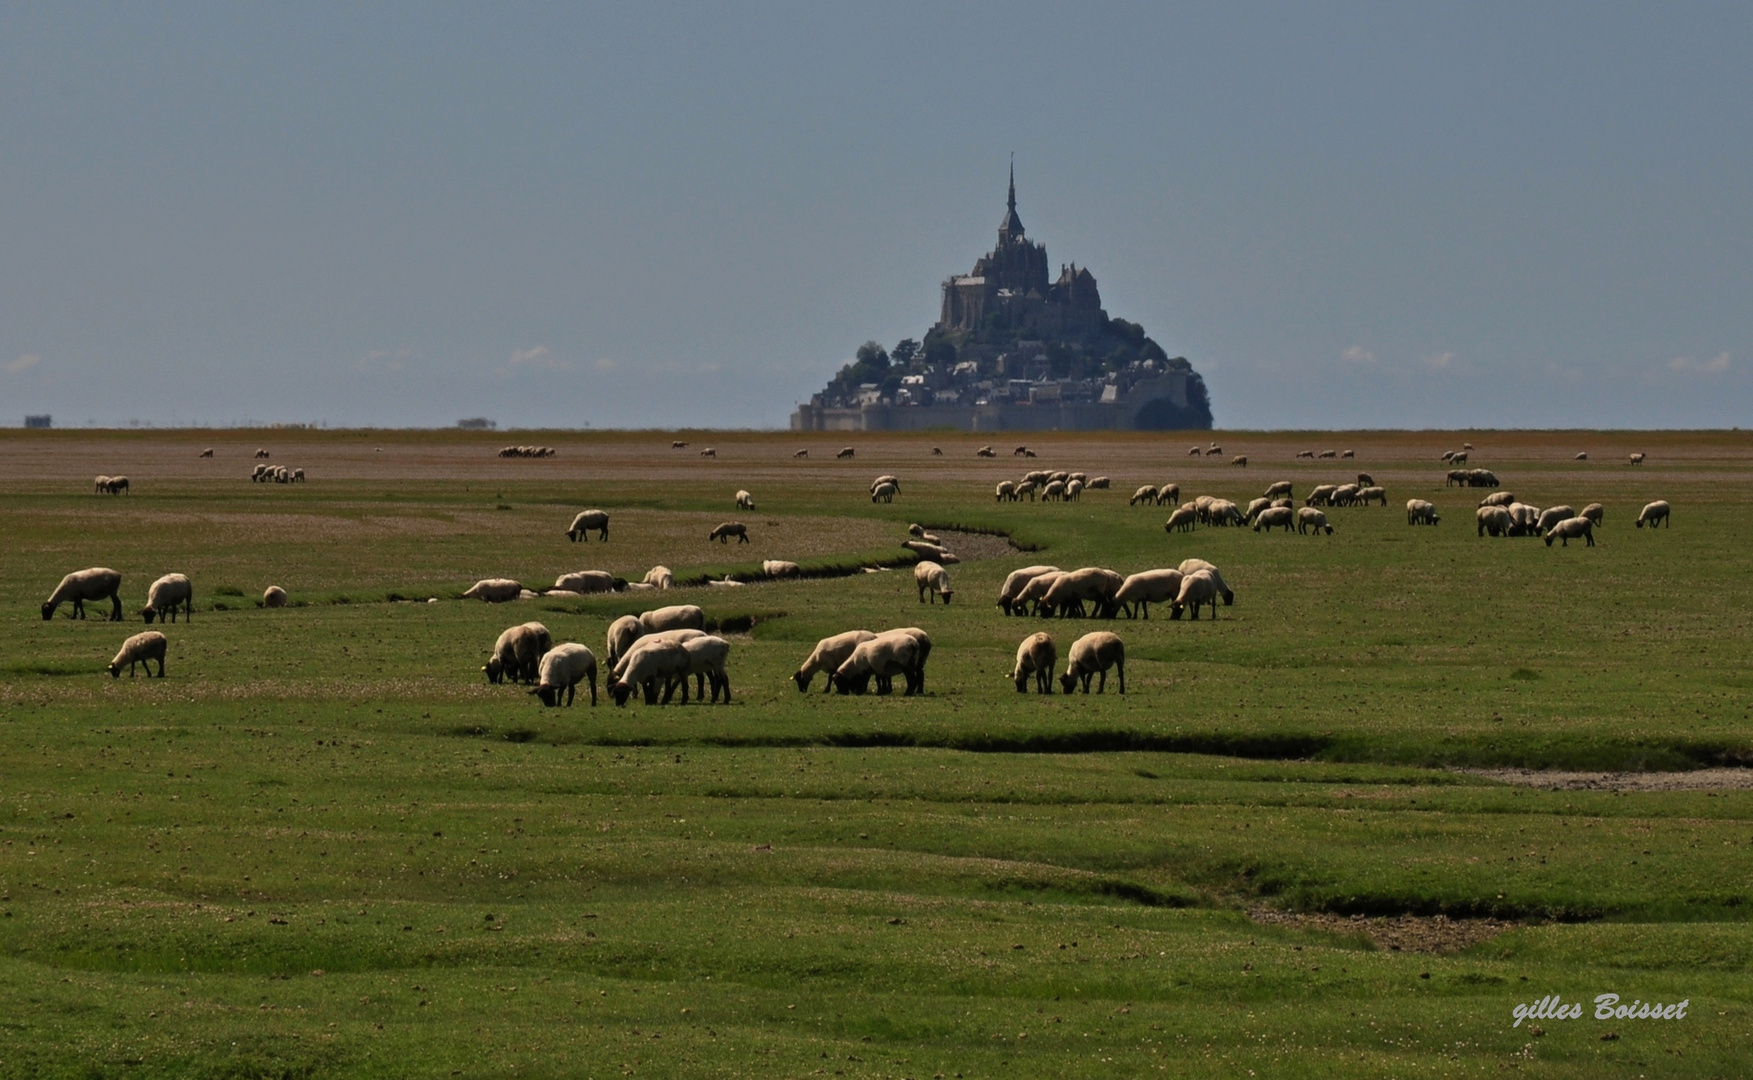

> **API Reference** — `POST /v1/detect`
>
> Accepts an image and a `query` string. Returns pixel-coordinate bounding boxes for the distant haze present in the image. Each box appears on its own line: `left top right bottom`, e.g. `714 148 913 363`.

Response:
2 4 1749 429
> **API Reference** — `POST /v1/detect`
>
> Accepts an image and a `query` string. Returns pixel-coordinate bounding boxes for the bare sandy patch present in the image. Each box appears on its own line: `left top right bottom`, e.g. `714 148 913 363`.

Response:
1249 906 1519 954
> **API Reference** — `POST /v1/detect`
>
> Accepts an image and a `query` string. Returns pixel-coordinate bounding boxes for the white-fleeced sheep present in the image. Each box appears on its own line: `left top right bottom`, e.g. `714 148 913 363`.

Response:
1297 507 1333 535
678 635 732 703
42 568 124 621
1406 499 1440 526
1305 484 1338 507
554 570 622 594
1164 505 1198 533
1535 506 1577 535
463 579 523 603
199 448 214 458
1060 632 1124 694
997 565 1060 615
1038 567 1122 619
109 630 167 678
871 482 898 503
1543 517 1595 547
832 631 922 696
996 480 1018 502
1113 569 1183 620
1243 497 1272 524
1011 632 1058 693
1175 559 1234 606
1635 500 1670 528
532 643 598 707
1130 485 1159 506
263 585 288 608
1479 491 1516 508
640 605 706 636
793 630 877 692
643 565 674 590
1169 569 1220 620
736 490 755 510
1156 483 1181 506
140 573 193 624
1264 480 1293 499
1629 452 1646 465
1253 506 1295 533
93 475 110 493
486 622 552 684
914 561 952 604
1011 571 1066 616
837 447 855 459
709 521 750 543
1476 506 1513 537
605 615 645 669
1581 503 1605 526
1505 503 1541 536
565 509 610 543
763 559 801 579
1575 452 1588 460
1087 476 1110 489
1354 486 1387 506
610 639 692 706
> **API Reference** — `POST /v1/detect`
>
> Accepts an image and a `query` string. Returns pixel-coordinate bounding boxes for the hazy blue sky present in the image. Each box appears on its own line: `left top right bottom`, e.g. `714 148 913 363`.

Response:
3 3 1750 429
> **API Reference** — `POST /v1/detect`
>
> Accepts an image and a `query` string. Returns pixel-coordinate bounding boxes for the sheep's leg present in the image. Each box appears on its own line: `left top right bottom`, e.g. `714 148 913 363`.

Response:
1096 670 1106 694
695 671 706 701
564 683 575 706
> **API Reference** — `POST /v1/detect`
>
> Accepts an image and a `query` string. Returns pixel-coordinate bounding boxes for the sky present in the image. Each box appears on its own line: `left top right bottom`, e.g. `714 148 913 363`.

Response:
2 2 1750 430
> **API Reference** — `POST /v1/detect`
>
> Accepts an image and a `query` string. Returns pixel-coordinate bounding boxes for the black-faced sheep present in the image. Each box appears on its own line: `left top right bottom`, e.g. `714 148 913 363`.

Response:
1175 559 1234 605
1264 480 1293 499
1354 486 1387 506
42 568 123 621
836 447 855 459
263 585 288 608
672 440 688 449
554 570 624 594
871 481 898 503
1011 631 1058 693
1060 632 1124 694
1476 506 1513 537
1534 506 1577 535
1011 571 1066 617
1163 505 1198 533
832 631 923 696
996 480 1018 502
1543 517 1595 547
140 573 193 624
1575 452 1588 460
463 579 523 603
1130 485 1159 506
793 630 877 692
1357 473 1374 486
93 475 110 493
109 630 167 678
1296 450 1315 459
532 643 598 707
700 447 717 457
1581 503 1605 526
1087 477 1110 489
736 490 755 510
1243 497 1272 524
793 449 808 458
104 476 130 494
977 446 996 457
565 509 610 542
1305 484 1338 506
997 565 1060 615
678 635 732 703
199 448 214 458
1113 569 1183 620
643 565 674 590
709 522 750 543
1635 500 1670 528
486 622 552 684
610 639 692 706
1629 452 1646 465
1406 499 1440 526
1297 507 1333 535
1231 455 1248 467
1156 483 1181 506
914 561 952 604
1037 567 1122 619
1253 506 1295 533
1479 491 1516 508
1168 569 1220 620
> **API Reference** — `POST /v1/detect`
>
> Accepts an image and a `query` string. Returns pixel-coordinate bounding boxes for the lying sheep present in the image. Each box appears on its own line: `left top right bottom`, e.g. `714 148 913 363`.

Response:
1164 505 1198 533
1297 507 1333 535
871 481 898 503
914 560 953 604
610 639 692 706
42 568 124 621
1011 632 1058 693
901 540 958 563
997 565 1060 615
532 643 598 707
1635 500 1670 528
1264 480 1293 499
486 622 552 684
736 489 755 510
1087 477 1110 489
1157 483 1181 506
140 573 193 624
643 565 674 590
1169 569 1220 620
1114 569 1183 619
606 615 645 669
1581 503 1605 526
1406 499 1440 526
709 521 750 543
1130 484 1159 506
463 579 523 603
1176 559 1234 605
996 480 1018 502
1354 486 1387 506
1253 506 1295 533
1476 506 1513 537
1544 517 1595 547
109 630 167 678
565 509 610 542
1060 632 1124 694
832 630 923 696
263 585 288 608
554 570 623 594
1535 505 1577 535
1037 567 1122 619
764 559 801 579
793 630 877 692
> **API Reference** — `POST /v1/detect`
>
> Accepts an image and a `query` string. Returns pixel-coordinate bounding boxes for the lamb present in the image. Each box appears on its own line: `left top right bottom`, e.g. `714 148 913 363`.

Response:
1581 503 1605 526
1060 632 1124 694
140 573 193 624
109 630 167 678
709 521 750 543
554 570 623 594
837 447 855 459
1156 484 1181 506
1543 517 1595 547
995 481 1017 501
764 559 801 579
199 448 214 458
1113 569 1183 619
1087 477 1110 489
42 568 124 621
610 639 692 706
1305 484 1338 506
1297 507 1333 535
997 565 1060 615
1011 571 1067 617
871 481 898 503
1406 499 1440 526
643 565 674 590
1163 505 1198 533
606 615 645 668
1476 506 1513 537
531 643 598 707
1635 500 1670 528
1231 455 1248 467
735 489 756 511
678 635 732 703
1264 480 1293 499
914 560 953 604
832 631 923 696
1011 632 1058 693
1175 559 1234 605
1535 506 1577 535
263 586 288 608
793 630 877 692
462 579 523 603
485 622 552 684
1037 567 1122 619
565 509 610 542
1253 506 1295 533
1168 569 1220 620
1130 485 1159 506
1629 452 1646 465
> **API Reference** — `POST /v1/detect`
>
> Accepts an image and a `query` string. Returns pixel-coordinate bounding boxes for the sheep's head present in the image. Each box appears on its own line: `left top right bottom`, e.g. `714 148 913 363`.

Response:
1059 671 1078 693
611 578 628 592
484 657 503 684
1168 604 1185 620
140 606 157 624
939 590 953 603
531 685 560 707
791 670 813 693
610 680 634 706
41 603 55 621
1544 534 1555 546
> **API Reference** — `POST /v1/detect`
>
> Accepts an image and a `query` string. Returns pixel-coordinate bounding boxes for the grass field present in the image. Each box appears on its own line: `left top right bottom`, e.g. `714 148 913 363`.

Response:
2 427 1750 1078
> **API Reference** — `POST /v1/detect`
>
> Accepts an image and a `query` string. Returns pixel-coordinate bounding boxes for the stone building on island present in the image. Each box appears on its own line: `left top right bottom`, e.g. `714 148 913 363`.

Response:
793 168 1212 433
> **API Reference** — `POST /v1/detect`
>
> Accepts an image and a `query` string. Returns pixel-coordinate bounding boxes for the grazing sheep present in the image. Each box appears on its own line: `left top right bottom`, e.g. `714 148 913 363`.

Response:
1064 478 1085 501
1164 505 1198 533
462 578 523 603
1499 504 1538 536
1192 495 1216 522
793 448 808 458
837 446 855 459
1479 491 1516 508
793 630 878 692
42 568 123 621
605 615 645 669
565 509 610 542
1011 632 1058 693
678 635 733 703
1014 479 1039 501
1207 443 1223 456
140 573 193 624
610 639 692 706
1581 503 1605 526
1130 484 1159 506
1207 499 1244 526
1176 559 1235 606
763 559 801 579
1543 517 1595 547
1441 451 1456 462
1012 571 1067 617
1445 469 1469 487
1355 486 1387 506
263 585 288 608
996 480 1018 502
292 468 305 482
931 446 943 456
1297 507 1333 535
914 560 953 604
871 481 898 503
1341 450 1355 459
1188 445 1203 457
1406 499 1440 526
1231 455 1248 467
700 447 717 457
1305 484 1338 507
1037 567 1122 619
1272 497 1294 509
1022 448 1037 458
531 643 598 707
1169 569 1220 620
672 440 688 449
1013 446 1032 456
1463 442 1474 451
1087 476 1110 489
199 448 214 458
104 476 130 495
1476 506 1513 537
709 521 750 543
1356 473 1374 487
1253 506 1295 533
1318 450 1338 459
250 463 268 482
1535 506 1578 534
977 446 997 457
1629 452 1646 465
832 632 923 696
1450 452 1468 465
1330 484 1361 507
1156 483 1181 506
1264 480 1293 499
1296 450 1315 459
1114 569 1183 619
255 449 270 458
554 570 623 594
1243 497 1273 524
610 629 708 691
1575 452 1588 460
1060 632 1124 694
1468 469 1501 488
485 622 552 684
736 489 755 510
109 630 167 678
643 565 674 590
1635 500 1670 528
93 474 110 493
997 565 1060 616
1036 479 1064 502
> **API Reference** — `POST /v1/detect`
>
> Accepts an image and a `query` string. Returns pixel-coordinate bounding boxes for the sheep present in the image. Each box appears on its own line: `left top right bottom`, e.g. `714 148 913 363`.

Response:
1479 491 1516 508
1114 569 1183 620
1464 442 1475 451
610 629 708 692
291 468 305 482
1176 559 1235 606
1305 484 1338 506
1011 571 1067 617
605 615 645 669
678 635 732 703
1476 506 1513 537
836 447 855 459
1318 450 1338 459
832 629 926 696
1021 448 1037 458
1014 479 1039 501
700 447 717 458
462 579 523 603
672 440 688 449
1441 450 1456 462
105 476 130 494
42 568 123 621
1243 497 1273 524
1130 485 1159 506
914 561 953 604
1057 471 1078 484
1535 505 1577 535
1406 499 1440 526
643 565 674 590
1581 503 1605 526
1445 469 1469 487
1272 498 1294 508
794 449 808 458
109 630 168 678
140 573 193 624
531 643 598 707
871 481 898 503
1297 507 1333 535
906 523 939 542
1330 483 1361 507
1156 483 1181 506
1543 517 1595 547
610 639 692 706
272 466 291 483
931 446 943 456
1164 505 1198 533
1064 478 1085 501
1354 486 1387 506
996 480 1018 502
1629 452 1646 465
486 622 552 684
1207 499 1243 526
251 463 268 482
1264 480 1293 499
199 448 214 458
1296 450 1315 459
902 539 958 563
1192 495 1215 521
1187 445 1203 457
1022 470 1050 485
708 576 745 587
1169 569 1220 620
1356 473 1374 487
1253 506 1295 533
94 475 111 493
1468 468 1499 487
1086 476 1111 490
263 585 288 607
641 605 706 636
709 521 750 543
1575 452 1588 460
1231 455 1248 467
255 449 270 458
1060 632 1124 694
997 565 1060 615
1341 450 1355 459
1034 479 1064 502
976 446 997 458
793 630 877 692
547 571 609 595
1011 632 1058 693
1635 500 1670 528
1450 452 1469 465
1207 443 1223 456
1037 567 1122 619
764 559 801 579
565 509 610 542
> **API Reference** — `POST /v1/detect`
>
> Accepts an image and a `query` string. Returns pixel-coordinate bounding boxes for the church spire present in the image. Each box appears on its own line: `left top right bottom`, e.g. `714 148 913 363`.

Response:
998 159 1024 243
